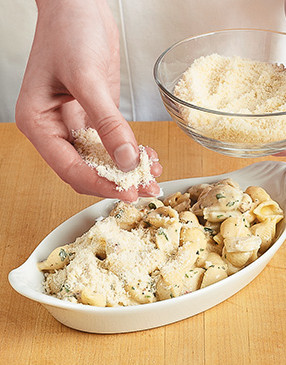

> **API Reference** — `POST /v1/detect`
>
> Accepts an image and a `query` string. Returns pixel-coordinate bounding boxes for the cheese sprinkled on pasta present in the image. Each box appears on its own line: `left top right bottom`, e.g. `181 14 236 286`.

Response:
39 180 283 306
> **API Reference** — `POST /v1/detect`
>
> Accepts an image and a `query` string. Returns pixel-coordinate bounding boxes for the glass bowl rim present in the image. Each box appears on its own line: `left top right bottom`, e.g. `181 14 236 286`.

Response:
153 28 286 118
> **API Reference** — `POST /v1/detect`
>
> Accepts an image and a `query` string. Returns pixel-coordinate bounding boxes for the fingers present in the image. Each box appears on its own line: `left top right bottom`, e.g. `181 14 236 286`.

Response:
138 181 161 197
145 146 163 177
16 94 162 201
68 75 140 172
43 135 161 200
136 146 162 197
26 122 161 201
30 130 139 201
39 135 161 201
68 76 164 181
60 100 90 140
17 93 162 202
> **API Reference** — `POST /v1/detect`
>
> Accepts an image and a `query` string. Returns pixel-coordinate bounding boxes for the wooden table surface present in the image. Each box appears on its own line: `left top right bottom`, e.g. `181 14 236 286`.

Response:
1 122 285 365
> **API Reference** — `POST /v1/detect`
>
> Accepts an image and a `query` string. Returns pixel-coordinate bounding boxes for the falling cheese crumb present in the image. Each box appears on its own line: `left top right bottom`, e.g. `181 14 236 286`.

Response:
72 128 155 191
174 54 286 143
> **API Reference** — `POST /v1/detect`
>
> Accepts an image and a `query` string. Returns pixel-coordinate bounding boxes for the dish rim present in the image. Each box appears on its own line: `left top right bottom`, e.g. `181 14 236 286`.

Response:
8 161 286 313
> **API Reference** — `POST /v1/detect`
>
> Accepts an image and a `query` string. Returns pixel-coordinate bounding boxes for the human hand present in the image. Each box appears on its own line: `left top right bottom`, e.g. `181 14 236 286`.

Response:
15 0 162 202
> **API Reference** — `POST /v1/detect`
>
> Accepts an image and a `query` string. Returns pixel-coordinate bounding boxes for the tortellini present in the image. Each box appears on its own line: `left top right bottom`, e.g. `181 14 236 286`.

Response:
192 180 251 222
38 245 71 271
201 265 228 289
81 289 106 307
110 201 142 230
163 192 191 212
39 179 283 307
144 206 179 228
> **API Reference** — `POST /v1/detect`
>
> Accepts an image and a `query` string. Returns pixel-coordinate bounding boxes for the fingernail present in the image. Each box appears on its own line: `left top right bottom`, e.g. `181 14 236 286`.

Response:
149 185 161 196
114 143 139 172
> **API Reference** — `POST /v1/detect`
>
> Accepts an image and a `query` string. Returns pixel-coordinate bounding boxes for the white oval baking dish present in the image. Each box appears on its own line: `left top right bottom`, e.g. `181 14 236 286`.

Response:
8 161 286 333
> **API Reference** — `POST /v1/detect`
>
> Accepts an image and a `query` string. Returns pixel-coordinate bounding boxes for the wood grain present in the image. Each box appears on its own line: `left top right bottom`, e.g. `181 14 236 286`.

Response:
1 122 285 365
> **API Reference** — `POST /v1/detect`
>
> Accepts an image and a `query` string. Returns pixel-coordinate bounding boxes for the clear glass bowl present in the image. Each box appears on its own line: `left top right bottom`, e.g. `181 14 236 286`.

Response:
154 29 286 157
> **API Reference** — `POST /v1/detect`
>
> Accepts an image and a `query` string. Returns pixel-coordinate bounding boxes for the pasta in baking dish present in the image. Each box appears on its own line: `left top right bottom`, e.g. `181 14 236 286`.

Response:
38 179 284 307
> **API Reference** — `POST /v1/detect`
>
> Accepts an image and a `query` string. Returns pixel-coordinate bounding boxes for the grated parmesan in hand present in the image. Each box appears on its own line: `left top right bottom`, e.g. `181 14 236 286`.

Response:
72 128 155 191
174 54 286 143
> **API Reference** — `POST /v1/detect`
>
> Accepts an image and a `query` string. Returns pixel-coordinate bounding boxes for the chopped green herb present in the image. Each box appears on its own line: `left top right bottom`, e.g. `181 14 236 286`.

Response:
64 283 70 293
170 293 174 298
204 227 213 234
158 228 169 241
145 295 151 298
59 249 68 262
217 214 224 218
216 193 226 200
143 221 151 227
185 273 189 278
131 286 135 290
148 202 157 210
226 201 235 207
209 264 215 268
115 209 124 219
200 248 204 251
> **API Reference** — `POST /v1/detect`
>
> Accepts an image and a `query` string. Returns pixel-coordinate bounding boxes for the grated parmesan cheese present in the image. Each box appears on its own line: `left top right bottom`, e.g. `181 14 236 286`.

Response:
174 54 286 143
72 128 154 191
43 216 165 306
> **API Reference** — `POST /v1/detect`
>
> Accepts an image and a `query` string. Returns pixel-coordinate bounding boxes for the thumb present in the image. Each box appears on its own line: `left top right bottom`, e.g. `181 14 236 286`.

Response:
73 78 139 172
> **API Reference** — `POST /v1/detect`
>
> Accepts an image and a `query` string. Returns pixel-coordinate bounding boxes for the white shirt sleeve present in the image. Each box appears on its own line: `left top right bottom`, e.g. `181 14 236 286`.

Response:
1 0 286 122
